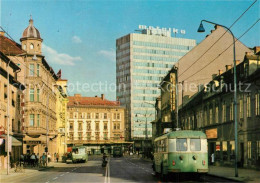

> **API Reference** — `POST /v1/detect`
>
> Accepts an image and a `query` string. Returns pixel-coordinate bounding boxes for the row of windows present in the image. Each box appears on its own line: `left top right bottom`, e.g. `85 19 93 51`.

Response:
133 75 163 81
133 41 194 50
70 112 121 120
69 122 121 131
133 48 187 57
133 55 179 62
133 96 157 101
29 88 40 102
183 94 260 128
133 68 168 75
133 61 173 69
69 132 122 140
133 89 159 94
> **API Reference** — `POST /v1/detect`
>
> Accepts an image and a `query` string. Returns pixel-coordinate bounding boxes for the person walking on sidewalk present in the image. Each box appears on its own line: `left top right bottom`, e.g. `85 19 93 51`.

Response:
30 153 36 167
42 153 47 167
211 153 215 165
56 153 59 162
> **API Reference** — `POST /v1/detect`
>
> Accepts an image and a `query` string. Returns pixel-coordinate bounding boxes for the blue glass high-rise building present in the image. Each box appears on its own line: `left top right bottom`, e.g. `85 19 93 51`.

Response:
116 25 196 144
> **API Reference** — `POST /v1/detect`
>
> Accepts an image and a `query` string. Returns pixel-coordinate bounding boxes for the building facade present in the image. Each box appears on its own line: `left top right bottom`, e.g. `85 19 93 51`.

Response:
116 25 196 148
179 48 260 169
0 48 25 169
56 78 68 157
67 94 125 154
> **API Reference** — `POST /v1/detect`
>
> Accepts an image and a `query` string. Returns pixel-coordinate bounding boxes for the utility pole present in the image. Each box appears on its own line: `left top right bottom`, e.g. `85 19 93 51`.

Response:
7 60 10 175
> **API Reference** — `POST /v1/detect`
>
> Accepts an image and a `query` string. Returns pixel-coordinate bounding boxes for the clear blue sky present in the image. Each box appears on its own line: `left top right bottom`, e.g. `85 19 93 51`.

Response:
1 0 259 100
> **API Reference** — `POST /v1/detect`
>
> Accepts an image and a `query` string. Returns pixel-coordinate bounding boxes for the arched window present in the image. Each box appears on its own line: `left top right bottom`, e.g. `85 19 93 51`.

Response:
23 44 27 50
30 43 34 49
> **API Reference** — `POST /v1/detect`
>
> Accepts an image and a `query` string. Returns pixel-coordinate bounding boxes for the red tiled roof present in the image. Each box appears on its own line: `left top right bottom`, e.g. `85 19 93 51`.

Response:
0 35 24 55
68 95 120 107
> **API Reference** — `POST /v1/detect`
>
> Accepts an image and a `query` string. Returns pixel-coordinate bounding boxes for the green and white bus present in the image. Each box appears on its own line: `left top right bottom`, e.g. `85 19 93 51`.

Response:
153 130 208 178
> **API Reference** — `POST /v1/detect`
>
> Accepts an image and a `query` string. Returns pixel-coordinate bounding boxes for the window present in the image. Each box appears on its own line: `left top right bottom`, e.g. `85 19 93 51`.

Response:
190 139 201 151
222 141 227 161
95 113 99 119
30 43 34 49
104 133 108 140
87 113 91 119
70 123 73 130
30 89 34 102
29 64 34 76
104 113 107 119
37 114 40 127
95 132 100 140
114 113 116 119
176 138 187 151
209 108 213 124
78 133 82 140
104 123 108 130
222 102 226 122
257 141 260 160
30 114 35 126
4 84 7 99
36 64 40 76
87 133 91 140
114 123 116 130
239 98 243 119
256 93 260 116
117 113 120 119
117 123 120 130
78 123 82 131
70 132 74 140
215 106 219 123
23 44 26 50
95 122 99 131
37 89 40 102
87 122 91 130
248 141 251 159
230 101 234 121
247 96 251 117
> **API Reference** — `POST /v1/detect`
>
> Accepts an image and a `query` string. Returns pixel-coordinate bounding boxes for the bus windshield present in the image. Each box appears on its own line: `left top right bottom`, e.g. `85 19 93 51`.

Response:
190 139 201 151
176 138 187 151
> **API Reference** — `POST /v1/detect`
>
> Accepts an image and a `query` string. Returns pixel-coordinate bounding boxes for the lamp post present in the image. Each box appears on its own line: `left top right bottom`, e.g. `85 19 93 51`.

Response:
197 20 238 177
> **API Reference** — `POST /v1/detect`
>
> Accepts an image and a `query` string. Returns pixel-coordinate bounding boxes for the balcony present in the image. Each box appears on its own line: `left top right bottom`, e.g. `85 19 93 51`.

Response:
25 126 46 135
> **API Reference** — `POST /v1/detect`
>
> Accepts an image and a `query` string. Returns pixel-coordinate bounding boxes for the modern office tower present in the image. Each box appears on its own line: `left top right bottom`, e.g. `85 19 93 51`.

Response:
116 25 196 148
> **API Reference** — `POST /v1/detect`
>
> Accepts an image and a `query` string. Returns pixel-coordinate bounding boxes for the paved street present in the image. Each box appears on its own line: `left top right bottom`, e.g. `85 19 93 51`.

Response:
2 155 254 183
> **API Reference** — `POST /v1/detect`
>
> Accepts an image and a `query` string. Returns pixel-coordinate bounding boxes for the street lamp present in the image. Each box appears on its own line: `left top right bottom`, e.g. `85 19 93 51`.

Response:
197 20 238 177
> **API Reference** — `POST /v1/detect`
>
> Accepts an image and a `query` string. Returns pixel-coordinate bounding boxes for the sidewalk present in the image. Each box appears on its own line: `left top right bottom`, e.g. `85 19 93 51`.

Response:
0 162 55 182
208 165 260 183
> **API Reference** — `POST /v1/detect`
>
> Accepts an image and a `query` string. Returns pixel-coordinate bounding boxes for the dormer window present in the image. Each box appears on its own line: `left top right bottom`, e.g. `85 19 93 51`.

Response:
30 44 34 49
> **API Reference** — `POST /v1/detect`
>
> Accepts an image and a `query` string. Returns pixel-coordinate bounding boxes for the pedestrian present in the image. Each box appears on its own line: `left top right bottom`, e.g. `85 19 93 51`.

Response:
56 153 59 162
36 153 40 167
30 153 36 167
211 153 215 165
20 154 24 166
42 153 47 167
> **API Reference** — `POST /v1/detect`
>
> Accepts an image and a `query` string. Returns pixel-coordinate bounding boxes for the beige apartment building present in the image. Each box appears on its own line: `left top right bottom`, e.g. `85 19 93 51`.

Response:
67 94 125 154
56 78 68 156
0 48 25 169
0 18 59 157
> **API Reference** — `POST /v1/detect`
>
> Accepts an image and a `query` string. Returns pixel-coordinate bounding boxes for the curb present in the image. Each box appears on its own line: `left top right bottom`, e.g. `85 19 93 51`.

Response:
207 173 244 182
38 166 54 171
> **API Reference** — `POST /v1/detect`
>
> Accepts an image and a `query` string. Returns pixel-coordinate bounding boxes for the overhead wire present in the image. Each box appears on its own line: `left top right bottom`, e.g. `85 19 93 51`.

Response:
182 18 260 82
178 0 258 77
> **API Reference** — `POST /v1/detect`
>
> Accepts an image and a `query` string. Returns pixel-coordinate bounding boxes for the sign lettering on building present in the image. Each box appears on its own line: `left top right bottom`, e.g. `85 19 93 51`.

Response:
205 128 217 139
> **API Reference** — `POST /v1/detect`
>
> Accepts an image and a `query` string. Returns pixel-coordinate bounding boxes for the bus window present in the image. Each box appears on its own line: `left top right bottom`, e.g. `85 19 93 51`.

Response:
169 139 176 152
190 139 201 151
176 138 187 151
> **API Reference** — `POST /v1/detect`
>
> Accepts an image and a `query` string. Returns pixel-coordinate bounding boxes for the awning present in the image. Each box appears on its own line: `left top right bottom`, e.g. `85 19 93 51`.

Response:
0 135 22 146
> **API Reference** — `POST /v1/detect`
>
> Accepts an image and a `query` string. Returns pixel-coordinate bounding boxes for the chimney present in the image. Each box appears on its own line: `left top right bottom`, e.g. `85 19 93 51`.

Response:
235 60 240 65
0 31 5 36
218 69 223 75
225 65 232 71
101 94 105 100
254 46 260 54
212 74 217 80
74 94 81 97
